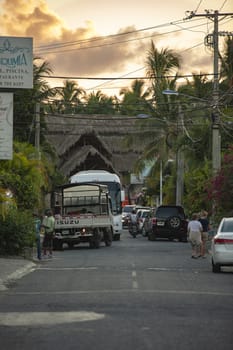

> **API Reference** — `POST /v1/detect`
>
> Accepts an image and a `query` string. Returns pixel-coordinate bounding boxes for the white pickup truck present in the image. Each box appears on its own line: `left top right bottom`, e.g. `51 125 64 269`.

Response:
53 183 114 250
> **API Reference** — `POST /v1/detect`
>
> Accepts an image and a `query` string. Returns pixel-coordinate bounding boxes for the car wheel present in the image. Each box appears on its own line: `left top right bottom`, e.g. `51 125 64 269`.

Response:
148 232 156 241
212 258 221 273
142 227 146 236
53 239 63 251
168 216 181 229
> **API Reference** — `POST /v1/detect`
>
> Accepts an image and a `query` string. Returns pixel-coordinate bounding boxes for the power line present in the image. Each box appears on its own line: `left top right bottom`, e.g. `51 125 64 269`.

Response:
40 72 216 81
35 17 207 53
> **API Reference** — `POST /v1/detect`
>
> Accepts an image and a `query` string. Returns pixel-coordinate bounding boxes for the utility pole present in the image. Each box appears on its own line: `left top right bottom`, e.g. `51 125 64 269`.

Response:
176 105 184 206
186 10 233 175
212 10 221 174
159 160 163 205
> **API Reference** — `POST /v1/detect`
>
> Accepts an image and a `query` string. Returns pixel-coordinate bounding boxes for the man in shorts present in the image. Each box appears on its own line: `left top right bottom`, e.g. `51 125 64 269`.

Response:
188 213 203 259
42 209 55 258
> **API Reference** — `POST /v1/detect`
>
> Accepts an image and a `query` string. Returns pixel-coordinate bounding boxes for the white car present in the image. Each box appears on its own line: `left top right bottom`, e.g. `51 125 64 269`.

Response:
211 217 233 273
136 209 151 234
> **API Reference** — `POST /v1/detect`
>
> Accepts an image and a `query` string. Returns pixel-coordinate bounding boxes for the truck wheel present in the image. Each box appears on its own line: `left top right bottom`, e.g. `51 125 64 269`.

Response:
93 228 101 248
89 241 95 249
94 239 100 248
104 228 113 247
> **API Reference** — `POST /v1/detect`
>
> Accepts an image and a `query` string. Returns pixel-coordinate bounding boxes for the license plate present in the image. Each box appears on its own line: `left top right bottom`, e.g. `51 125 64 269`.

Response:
157 221 165 226
62 230 69 235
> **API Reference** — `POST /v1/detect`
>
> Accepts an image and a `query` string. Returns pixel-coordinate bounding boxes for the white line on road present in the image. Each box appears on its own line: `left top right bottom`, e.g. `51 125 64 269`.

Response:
132 270 138 289
4 289 233 296
0 311 105 326
37 267 98 270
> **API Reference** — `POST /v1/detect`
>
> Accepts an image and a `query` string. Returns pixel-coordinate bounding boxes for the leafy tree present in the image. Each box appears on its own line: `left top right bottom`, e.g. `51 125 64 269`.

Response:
0 208 34 255
0 142 49 211
183 161 212 216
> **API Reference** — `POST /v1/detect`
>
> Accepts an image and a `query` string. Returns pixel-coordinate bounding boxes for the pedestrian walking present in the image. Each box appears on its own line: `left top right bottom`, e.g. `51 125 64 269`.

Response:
187 213 203 259
41 209 55 258
199 210 210 258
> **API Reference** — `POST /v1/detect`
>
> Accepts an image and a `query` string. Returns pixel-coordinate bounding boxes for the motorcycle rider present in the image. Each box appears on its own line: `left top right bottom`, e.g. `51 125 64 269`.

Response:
129 208 138 237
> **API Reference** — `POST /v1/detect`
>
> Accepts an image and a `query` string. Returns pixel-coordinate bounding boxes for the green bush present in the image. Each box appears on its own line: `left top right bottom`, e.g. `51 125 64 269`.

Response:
0 208 35 255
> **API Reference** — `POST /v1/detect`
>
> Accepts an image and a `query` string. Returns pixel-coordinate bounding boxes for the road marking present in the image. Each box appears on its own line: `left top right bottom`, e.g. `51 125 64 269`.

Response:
37 267 98 271
5 289 233 297
0 311 105 326
132 270 138 289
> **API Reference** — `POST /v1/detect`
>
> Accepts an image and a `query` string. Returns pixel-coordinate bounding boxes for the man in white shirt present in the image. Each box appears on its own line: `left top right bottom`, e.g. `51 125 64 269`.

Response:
188 213 203 259
42 209 55 258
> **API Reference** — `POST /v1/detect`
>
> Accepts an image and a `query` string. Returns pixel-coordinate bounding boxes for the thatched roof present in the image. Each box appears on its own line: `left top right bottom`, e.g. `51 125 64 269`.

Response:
45 114 144 178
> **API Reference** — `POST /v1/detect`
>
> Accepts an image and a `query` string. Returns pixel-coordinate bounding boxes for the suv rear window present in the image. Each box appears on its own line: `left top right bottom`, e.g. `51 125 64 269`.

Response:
156 206 185 219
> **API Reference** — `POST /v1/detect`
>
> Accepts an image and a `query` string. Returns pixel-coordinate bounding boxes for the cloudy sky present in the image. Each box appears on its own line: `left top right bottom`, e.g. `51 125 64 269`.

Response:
0 0 232 95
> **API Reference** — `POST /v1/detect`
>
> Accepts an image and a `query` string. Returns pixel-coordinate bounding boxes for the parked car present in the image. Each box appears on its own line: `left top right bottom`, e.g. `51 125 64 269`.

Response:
211 217 233 273
142 208 156 236
122 205 136 228
136 209 151 234
148 205 188 242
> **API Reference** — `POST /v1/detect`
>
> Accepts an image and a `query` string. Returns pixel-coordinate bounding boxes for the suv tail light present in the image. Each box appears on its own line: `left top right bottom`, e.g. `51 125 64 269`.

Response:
214 238 233 244
151 218 157 225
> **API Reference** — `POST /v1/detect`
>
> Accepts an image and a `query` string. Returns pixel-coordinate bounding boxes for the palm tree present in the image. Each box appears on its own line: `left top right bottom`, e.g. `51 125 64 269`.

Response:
53 80 86 114
84 90 117 114
13 57 55 143
220 36 233 89
119 79 151 116
132 43 181 185
146 41 180 104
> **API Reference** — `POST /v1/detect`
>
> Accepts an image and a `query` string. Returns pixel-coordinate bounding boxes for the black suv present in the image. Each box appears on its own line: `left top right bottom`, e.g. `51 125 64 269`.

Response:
148 205 188 242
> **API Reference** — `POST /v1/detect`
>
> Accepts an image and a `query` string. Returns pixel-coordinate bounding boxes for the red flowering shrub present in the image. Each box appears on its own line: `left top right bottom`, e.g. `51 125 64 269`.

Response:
207 146 233 218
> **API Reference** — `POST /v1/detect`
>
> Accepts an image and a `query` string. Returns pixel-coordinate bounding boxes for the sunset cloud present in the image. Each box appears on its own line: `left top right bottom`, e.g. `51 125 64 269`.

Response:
0 0 149 82
0 0 226 94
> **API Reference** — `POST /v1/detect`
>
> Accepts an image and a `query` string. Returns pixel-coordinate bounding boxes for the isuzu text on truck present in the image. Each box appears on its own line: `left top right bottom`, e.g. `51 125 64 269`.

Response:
53 183 114 250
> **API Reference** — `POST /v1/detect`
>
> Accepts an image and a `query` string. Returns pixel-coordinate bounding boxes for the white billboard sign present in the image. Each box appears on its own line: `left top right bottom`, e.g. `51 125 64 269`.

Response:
0 36 33 89
0 93 13 159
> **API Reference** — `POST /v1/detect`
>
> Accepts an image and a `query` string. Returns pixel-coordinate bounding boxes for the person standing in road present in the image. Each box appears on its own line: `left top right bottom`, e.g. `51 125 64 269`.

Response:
187 213 203 259
199 210 210 258
41 209 55 258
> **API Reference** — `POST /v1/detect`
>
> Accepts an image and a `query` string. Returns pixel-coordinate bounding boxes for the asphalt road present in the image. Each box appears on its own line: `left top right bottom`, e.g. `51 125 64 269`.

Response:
0 231 233 350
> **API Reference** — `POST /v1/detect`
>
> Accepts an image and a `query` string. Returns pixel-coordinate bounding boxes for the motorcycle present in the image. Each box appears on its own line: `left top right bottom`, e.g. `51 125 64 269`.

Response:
128 221 138 238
